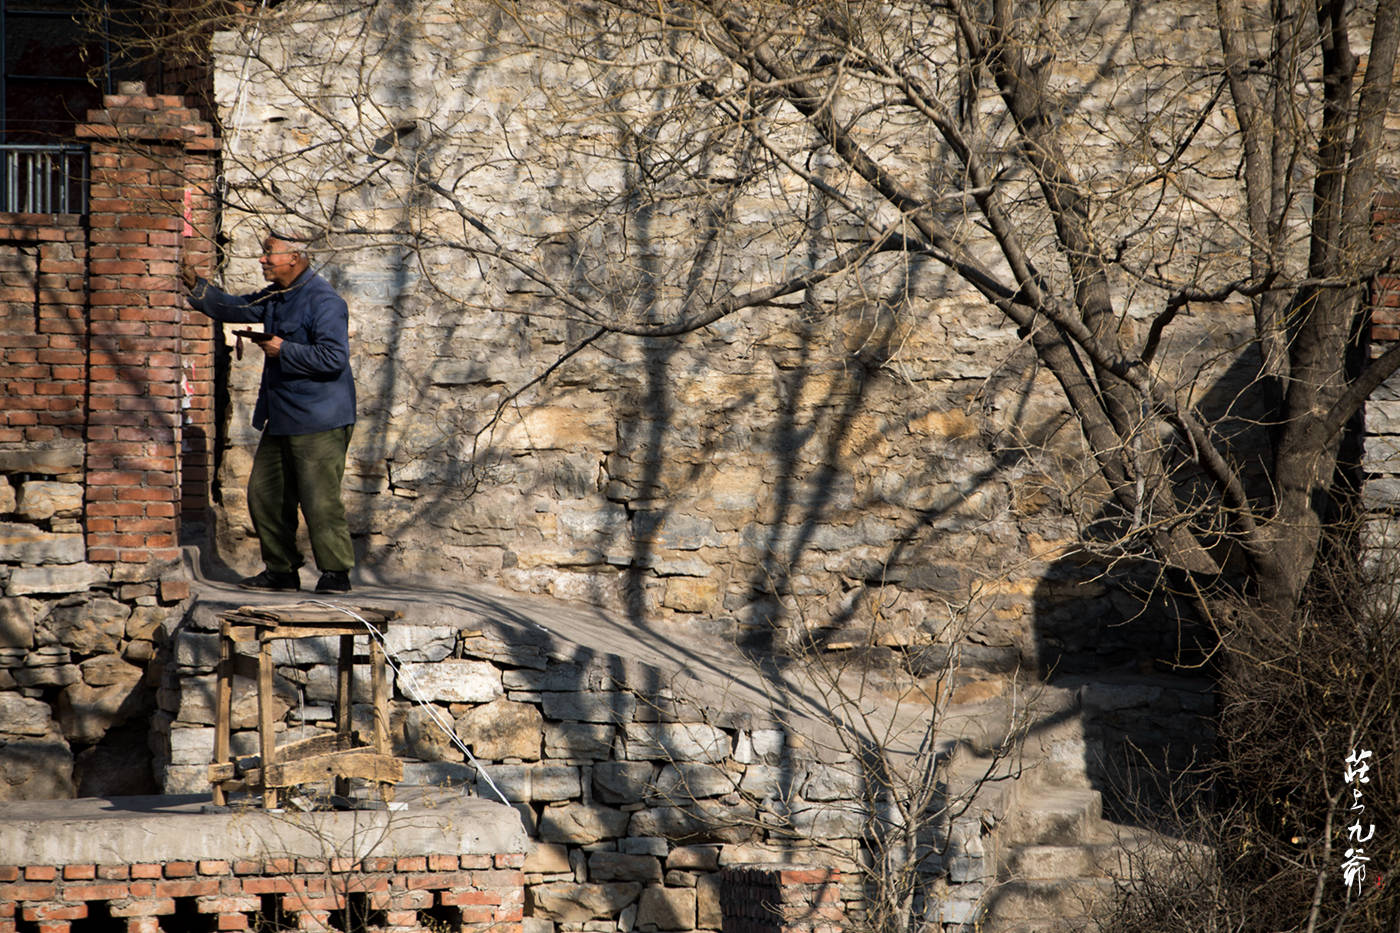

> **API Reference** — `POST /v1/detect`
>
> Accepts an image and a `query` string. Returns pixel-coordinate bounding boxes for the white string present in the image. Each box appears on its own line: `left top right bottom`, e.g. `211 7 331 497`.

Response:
305 600 512 807
225 0 269 159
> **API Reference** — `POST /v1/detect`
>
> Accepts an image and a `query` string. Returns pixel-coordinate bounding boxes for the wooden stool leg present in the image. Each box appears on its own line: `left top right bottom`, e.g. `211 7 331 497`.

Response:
335 633 354 798
213 632 232 806
259 639 278 809
371 637 393 802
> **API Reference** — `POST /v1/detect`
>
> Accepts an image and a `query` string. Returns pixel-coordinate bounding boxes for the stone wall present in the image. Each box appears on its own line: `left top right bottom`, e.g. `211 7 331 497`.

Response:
197 0 1276 660
156 592 1223 933
1364 192 1400 566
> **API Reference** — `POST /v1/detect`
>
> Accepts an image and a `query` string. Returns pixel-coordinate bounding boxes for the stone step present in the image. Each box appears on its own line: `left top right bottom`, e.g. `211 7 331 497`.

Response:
1000 786 1104 847
987 877 1117 923
1000 843 1110 880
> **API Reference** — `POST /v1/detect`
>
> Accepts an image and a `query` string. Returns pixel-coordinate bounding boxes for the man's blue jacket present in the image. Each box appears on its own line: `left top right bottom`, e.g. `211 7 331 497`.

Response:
188 269 356 436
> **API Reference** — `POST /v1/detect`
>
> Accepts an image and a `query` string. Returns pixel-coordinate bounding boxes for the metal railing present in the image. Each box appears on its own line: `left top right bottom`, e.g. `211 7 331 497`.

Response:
0 144 89 214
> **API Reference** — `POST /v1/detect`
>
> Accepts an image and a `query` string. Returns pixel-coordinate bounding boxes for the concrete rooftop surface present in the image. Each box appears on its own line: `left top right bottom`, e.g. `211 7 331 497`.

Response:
0 789 526 865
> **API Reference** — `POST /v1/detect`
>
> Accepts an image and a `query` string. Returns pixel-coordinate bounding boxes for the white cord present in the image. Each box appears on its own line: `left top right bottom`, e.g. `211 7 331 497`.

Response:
305 600 512 807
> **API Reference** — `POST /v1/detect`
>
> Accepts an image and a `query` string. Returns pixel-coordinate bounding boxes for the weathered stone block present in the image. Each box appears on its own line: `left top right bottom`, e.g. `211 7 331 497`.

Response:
695 873 722 929
14 663 79 688
588 851 662 883
649 764 737 803
177 672 295 728
0 596 41 649
15 481 83 520
620 837 670 857
269 634 346 666
173 631 221 670
304 662 392 703
400 659 502 703
0 737 74 800
628 801 758 844
734 729 787 764
624 722 730 763
788 802 866 838
484 764 581 801
527 881 642 923
537 801 630 844
592 760 655 804
401 760 474 787
541 691 636 723
504 662 588 692
636 884 696 931
544 721 614 760
0 440 83 474
161 763 210 795
168 726 216 765
0 523 85 564
0 693 56 737
666 846 720 872
79 655 144 688
39 596 130 655
383 624 457 662
125 605 169 643
399 705 464 762
802 763 861 802
59 672 148 744
661 578 720 614
737 764 788 798
524 842 573 874
455 696 544 760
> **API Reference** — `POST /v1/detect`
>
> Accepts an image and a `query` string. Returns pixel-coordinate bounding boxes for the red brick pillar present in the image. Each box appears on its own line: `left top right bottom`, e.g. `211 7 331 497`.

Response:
75 82 218 567
1372 193 1400 343
719 867 845 933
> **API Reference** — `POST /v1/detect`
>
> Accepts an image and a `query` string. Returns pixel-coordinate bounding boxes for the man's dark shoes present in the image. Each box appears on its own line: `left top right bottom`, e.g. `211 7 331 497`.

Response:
316 570 352 594
239 569 300 591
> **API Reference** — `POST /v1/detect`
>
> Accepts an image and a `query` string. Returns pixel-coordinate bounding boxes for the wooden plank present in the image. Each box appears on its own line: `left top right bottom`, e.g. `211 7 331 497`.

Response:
259 641 277 809
256 623 378 641
213 635 232 807
371 639 389 757
275 731 358 762
231 602 401 624
265 750 403 789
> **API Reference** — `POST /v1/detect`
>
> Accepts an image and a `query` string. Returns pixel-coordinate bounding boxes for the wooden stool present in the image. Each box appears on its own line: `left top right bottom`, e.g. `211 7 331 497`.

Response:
208 602 404 808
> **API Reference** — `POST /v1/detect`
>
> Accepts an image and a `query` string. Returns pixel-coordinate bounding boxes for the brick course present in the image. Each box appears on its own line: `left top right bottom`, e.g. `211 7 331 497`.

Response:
0 857 524 933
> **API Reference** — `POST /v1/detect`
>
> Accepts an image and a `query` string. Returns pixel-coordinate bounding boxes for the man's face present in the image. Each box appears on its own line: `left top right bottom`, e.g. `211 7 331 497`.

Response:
259 237 306 287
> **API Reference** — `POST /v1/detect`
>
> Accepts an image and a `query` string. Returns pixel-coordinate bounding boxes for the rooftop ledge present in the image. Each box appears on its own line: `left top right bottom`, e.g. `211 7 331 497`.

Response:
0 788 526 866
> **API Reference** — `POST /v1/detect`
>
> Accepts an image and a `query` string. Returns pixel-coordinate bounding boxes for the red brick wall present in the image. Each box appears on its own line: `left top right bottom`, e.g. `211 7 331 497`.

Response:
0 83 219 574
0 853 525 933
0 217 88 447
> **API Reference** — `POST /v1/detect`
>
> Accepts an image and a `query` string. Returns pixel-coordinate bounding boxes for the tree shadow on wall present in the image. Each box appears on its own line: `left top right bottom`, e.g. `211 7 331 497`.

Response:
1027 344 1276 825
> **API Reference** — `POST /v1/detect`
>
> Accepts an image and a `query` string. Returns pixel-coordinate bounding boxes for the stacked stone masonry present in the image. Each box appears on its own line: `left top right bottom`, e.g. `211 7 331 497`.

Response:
159 606 1038 933
0 854 525 933
1365 192 1400 535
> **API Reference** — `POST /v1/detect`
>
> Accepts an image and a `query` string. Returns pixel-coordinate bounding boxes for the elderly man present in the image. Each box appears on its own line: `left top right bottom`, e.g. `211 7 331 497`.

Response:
182 232 357 593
